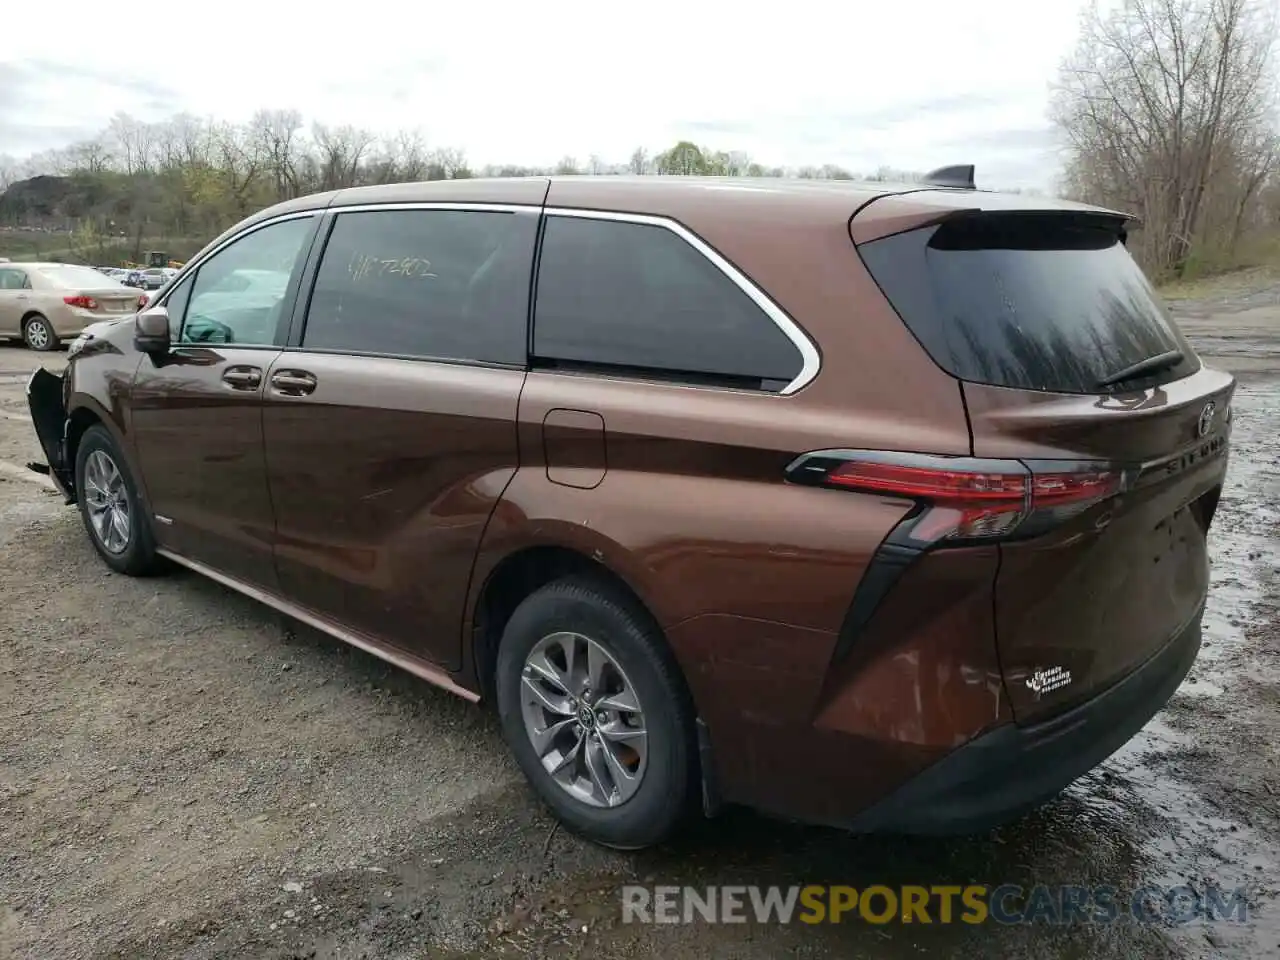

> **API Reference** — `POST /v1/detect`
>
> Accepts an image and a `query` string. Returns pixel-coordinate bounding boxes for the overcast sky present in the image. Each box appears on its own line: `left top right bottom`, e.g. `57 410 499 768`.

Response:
0 0 1089 190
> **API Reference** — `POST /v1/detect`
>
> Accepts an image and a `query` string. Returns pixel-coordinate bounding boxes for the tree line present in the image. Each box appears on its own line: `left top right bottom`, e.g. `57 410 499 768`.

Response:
0 114 930 265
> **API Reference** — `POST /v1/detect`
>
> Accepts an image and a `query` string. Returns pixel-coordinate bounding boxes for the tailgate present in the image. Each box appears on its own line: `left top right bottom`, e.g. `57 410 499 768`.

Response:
966 368 1232 721
853 205 1234 723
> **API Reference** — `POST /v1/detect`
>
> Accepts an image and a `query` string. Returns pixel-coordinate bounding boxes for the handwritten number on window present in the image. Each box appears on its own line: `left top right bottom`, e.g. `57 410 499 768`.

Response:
348 253 438 282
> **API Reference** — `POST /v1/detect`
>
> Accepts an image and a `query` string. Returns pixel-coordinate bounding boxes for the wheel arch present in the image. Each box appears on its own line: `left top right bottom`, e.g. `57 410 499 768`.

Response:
66 397 116 462
66 403 105 468
64 396 148 503
467 542 665 704
466 536 722 818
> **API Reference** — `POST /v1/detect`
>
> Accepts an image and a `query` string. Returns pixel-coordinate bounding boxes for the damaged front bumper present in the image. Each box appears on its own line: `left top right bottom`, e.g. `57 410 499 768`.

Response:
26 368 76 504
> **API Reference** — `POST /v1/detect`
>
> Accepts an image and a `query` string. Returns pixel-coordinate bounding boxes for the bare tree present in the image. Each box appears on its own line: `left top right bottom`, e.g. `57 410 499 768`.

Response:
250 109 305 198
424 146 470 180
67 138 114 175
108 113 156 175
387 129 430 183
1053 0 1278 277
210 122 264 217
0 155 17 193
311 123 375 190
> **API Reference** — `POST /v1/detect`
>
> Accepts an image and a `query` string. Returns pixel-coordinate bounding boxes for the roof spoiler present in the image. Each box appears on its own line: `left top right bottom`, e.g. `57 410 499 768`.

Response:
921 164 976 190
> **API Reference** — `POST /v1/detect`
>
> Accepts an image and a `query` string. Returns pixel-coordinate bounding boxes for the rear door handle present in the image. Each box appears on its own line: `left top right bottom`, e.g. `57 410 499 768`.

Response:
221 366 262 390
269 370 317 396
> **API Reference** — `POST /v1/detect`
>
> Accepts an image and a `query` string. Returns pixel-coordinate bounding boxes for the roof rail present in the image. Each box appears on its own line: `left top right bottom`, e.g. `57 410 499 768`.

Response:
922 164 976 190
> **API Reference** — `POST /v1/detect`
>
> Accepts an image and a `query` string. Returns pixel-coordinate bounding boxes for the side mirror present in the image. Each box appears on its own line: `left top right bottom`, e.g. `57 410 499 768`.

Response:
134 306 171 355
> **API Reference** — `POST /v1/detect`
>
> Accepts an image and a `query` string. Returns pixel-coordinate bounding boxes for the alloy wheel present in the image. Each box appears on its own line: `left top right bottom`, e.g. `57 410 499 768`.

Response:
83 449 131 554
519 631 648 808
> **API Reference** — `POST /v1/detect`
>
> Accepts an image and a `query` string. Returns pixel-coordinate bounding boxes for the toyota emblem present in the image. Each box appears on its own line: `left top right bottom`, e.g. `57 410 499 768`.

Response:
1197 401 1216 438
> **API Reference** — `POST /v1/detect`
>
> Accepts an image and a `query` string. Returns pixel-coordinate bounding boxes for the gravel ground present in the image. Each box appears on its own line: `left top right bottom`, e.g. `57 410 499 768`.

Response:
0 285 1278 960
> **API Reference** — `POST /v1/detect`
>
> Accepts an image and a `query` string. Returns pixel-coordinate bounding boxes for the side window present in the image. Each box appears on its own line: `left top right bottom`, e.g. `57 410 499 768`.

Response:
532 216 804 389
301 209 535 365
0 268 27 290
162 275 193 340
179 216 315 346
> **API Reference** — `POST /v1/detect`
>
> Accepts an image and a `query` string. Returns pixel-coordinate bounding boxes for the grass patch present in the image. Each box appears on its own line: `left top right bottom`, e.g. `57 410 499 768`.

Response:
1160 263 1280 301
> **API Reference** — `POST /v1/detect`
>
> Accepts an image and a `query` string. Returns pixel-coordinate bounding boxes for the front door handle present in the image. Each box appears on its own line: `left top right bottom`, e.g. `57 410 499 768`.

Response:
269 369 317 396
221 366 262 390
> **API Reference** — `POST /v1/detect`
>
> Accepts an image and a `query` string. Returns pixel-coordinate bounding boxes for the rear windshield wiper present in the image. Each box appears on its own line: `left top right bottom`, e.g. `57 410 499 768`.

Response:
1096 349 1185 389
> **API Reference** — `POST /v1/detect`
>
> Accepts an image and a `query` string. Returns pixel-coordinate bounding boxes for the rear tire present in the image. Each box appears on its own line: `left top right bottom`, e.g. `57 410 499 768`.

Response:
23 314 58 351
74 425 160 576
495 576 698 850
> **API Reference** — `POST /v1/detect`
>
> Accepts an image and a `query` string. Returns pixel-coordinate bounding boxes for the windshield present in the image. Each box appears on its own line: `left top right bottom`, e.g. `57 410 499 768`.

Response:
858 214 1200 394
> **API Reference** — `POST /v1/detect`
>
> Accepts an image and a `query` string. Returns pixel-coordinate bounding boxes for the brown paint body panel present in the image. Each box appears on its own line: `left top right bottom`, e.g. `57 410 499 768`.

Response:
261 352 524 669
130 345 282 589
964 366 1235 722
484 364 990 819
667 546 1009 823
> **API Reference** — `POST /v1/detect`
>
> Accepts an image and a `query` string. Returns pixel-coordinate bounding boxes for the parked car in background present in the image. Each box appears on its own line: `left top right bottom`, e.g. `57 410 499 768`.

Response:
25 173 1233 849
0 262 147 350
138 267 170 290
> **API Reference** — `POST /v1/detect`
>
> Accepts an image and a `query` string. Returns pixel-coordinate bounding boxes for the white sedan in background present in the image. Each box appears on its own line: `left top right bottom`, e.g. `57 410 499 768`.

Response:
0 262 148 350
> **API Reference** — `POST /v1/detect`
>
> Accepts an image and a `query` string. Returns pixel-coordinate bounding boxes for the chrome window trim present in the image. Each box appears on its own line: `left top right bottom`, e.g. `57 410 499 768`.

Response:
153 209 320 309
329 202 538 215
540 206 821 395
159 200 821 394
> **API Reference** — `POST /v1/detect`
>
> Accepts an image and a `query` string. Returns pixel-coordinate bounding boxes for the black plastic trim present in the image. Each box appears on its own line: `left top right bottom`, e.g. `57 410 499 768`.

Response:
784 448 1029 486
830 535 923 663
922 164 976 189
848 603 1204 834
696 718 722 818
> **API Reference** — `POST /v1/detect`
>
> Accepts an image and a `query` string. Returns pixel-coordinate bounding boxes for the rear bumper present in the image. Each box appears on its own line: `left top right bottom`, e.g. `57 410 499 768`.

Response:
849 603 1204 834
54 310 122 337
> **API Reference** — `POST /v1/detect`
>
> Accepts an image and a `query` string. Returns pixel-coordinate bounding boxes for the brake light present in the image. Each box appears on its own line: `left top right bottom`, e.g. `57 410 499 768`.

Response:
787 451 1124 545
64 295 99 310
138 294 149 309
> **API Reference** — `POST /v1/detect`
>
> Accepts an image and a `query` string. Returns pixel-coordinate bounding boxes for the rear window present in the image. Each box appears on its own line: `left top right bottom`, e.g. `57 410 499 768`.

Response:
858 214 1199 394
35 265 126 289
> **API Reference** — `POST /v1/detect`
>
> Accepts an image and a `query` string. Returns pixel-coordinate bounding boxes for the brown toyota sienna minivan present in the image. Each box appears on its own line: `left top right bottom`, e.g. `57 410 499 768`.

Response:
27 170 1233 849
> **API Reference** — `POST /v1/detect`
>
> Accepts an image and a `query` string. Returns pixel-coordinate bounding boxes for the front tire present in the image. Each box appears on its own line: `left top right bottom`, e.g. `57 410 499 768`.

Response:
23 314 58 351
495 576 698 849
74 425 160 576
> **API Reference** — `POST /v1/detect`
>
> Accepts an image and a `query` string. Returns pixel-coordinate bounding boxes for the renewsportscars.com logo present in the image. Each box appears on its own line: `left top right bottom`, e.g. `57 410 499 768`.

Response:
620 884 1250 926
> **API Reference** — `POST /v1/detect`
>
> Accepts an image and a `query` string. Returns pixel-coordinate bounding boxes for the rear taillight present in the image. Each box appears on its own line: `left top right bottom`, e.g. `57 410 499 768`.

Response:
138 294 149 309
787 451 1125 545
64 295 99 310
